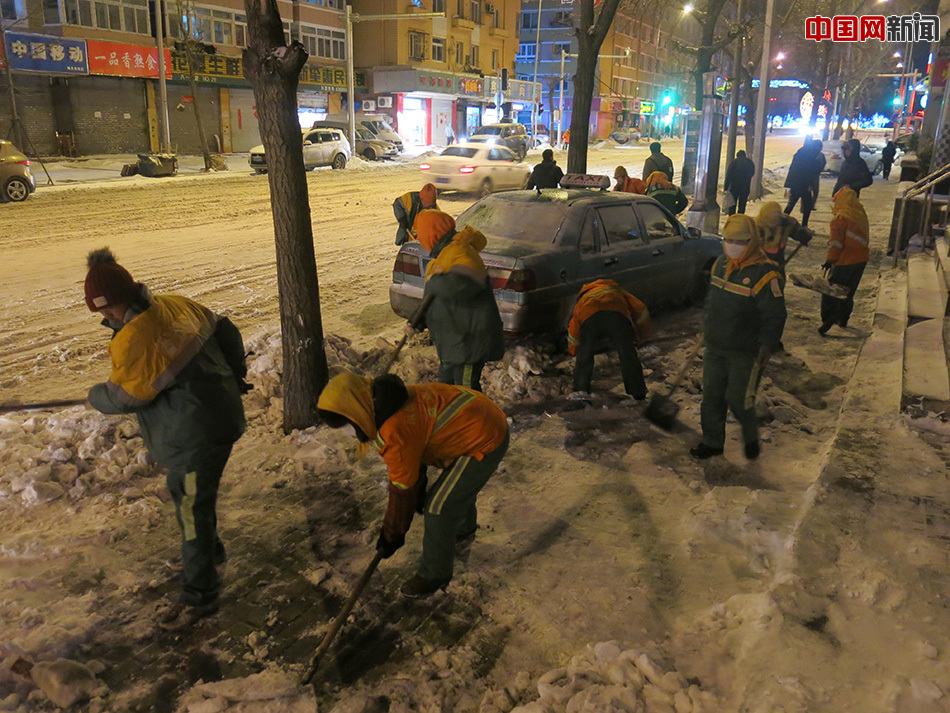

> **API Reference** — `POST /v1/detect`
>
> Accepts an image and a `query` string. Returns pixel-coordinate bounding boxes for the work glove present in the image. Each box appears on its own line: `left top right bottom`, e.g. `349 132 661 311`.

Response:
376 531 405 559
792 226 813 246
820 261 833 271
404 322 420 337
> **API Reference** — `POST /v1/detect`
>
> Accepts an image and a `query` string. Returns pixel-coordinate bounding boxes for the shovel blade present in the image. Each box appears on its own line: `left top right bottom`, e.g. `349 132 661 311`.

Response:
644 395 680 431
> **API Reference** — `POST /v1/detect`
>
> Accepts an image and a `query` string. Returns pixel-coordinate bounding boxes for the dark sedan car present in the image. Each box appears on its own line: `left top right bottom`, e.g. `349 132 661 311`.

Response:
390 177 722 335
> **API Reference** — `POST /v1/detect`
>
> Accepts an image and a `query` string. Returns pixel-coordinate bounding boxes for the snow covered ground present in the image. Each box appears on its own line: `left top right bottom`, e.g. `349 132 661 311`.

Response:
0 133 948 713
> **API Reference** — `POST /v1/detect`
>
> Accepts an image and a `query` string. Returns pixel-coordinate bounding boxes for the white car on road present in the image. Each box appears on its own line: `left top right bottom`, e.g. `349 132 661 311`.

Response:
420 143 530 197
248 128 351 173
820 140 883 176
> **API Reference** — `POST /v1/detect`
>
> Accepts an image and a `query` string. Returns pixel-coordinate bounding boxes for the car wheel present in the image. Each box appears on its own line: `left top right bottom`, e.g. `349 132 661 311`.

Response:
331 153 347 170
872 161 882 176
253 169 267 175
3 177 30 202
479 178 493 198
363 148 377 161
519 146 527 160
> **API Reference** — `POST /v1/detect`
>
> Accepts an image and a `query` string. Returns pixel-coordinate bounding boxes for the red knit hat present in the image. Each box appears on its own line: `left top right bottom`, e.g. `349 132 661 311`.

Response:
84 247 138 311
420 183 438 208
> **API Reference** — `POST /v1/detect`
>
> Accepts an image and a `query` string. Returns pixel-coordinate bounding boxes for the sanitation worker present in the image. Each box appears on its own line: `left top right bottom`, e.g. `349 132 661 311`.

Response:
393 183 439 246
84 248 248 629
317 371 509 598
691 215 786 462
567 279 650 402
646 171 689 215
410 209 505 391
755 201 813 272
613 166 647 194
819 187 869 335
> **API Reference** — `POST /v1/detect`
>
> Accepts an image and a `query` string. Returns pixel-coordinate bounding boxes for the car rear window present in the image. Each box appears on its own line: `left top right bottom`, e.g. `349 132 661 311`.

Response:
441 146 479 158
474 126 502 136
457 197 569 246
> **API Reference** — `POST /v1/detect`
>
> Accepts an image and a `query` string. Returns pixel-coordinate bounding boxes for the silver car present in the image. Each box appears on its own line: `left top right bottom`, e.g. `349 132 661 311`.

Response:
248 128 350 173
820 140 883 176
356 128 398 161
390 185 722 335
0 140 36 203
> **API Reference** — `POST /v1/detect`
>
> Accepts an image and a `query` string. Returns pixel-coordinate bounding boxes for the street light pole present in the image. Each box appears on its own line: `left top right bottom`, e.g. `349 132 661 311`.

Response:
558 47 565 148
531 0 542 150
751 0 774 200
153 0 171 152
344 9 444 150
0 31 24 150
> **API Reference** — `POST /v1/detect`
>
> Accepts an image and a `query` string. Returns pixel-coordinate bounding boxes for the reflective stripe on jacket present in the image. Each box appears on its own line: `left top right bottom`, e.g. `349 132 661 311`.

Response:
567 279 650 356
826 216 869 266
704 255 787 353
374 383 508 490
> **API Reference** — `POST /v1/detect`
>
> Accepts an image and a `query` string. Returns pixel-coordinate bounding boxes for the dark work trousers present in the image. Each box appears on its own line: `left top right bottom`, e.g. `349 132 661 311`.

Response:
166 443 233 606
419 430 509 582
784 189 814 227
820 262 866 328
438 362 485 391
700 347 760 449
727 192 749 215
573 310 647 397
882 160 893 180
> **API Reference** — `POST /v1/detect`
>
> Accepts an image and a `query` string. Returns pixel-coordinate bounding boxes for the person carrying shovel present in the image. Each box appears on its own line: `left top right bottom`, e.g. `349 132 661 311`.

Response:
317 371 509 598
83 248 248 629
818 187 869 335
690 215 786 461
393 183 439 246
755 201 813 273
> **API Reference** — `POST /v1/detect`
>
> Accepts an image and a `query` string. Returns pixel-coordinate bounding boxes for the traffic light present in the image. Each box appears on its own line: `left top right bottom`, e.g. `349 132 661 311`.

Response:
661 93 673 106
501 67 509 91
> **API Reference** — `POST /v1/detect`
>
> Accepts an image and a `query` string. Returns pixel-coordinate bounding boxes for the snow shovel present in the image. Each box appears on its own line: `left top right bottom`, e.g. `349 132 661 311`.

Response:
643 337 704 431
302 550 384 685
787 273 850 299
379 294 434 375
0 398 86 415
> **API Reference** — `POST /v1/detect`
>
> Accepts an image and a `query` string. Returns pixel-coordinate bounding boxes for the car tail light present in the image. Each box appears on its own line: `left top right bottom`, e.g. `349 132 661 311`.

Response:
420 163 430 170
16 160 30 167
394 253 423 277
459 165 476 174
489 267 536 292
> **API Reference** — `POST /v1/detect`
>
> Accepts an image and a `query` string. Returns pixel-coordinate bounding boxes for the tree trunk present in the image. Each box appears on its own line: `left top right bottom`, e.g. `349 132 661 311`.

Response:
243 0 329 432
185 48 213 170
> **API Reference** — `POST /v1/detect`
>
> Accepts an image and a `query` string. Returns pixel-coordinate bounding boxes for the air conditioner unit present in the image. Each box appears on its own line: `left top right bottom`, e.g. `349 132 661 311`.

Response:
377 96 393 108
362 100 376 112
485 3 495 12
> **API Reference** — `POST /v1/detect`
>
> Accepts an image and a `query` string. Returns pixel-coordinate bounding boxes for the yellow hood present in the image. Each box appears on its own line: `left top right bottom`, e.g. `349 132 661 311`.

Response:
317 371 377 443
425 226 488 282
832 187 869 236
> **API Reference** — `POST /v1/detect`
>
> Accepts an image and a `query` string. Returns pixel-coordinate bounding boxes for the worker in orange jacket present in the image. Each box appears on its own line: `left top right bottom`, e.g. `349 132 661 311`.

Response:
317 371 509 598
567 279 651 401
613 166 647 194
819 187 869 334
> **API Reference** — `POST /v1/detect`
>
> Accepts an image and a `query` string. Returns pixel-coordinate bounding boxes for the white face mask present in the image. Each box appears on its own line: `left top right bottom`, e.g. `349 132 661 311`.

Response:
723 242 748 259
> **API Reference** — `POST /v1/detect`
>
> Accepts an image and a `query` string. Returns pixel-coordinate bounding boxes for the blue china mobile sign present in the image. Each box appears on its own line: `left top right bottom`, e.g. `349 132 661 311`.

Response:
4 32 88 74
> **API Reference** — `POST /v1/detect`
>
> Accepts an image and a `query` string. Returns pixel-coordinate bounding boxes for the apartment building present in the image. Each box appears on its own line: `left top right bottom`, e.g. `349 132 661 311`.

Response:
515 0 699 141
0 0 353 154
350 0 538 146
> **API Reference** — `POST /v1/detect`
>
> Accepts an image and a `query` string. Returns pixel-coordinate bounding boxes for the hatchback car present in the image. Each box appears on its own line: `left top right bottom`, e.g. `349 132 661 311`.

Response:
820 140 882 175
248 128 350 173
0 140 36 203
355 128 398 161
390 177 723 335
419 143 530 197
466 123 529 159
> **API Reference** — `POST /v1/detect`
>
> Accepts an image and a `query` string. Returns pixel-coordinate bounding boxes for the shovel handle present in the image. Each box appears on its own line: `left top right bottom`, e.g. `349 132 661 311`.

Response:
664 337 704 397
0 398 86 415
380 294 434 375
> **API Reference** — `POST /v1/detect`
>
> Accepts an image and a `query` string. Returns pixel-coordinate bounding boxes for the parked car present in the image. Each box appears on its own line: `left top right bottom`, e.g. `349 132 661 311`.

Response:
820 140 882 176
466 123 529 159
325 113 404 152
609 127 642 145
528 124 552 147
0 140 36 203
248 128 350 173
311 120 399 161
390 177 723 335
419 143 530 197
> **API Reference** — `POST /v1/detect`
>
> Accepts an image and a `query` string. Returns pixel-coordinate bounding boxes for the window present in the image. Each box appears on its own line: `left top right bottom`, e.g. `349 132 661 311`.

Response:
433 0 444 10
488 148 513 161
316 27 345 59
553 42 570 58
579 211 600 254
212 9 232 45
469 44 479 68
515 42 535 61
1 0 24 20
469 0 480 24
409 31 427 61
521 10 536 29
553 10 571 25
639 203 680 240
455 41 463 65
432 37 445 62
597 205 642 246
491 6 499 27
63 0 149 33
491 49 498 70
456 0 463 17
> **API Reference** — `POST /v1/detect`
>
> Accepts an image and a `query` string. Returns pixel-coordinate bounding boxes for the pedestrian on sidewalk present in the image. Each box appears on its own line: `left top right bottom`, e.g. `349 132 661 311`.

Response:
410 210 505 390
646 171 689 215
393 183 439 246
567 279 651 402
613 166 647 194
642 141 674 182
84 248 248 630
690 215 786 462
444 123 456 146
723 150 756 215
832 139 873 197
819 187 869 335
317 371 509 598
881 140 897 180
783 141 823 228
526 149 564 189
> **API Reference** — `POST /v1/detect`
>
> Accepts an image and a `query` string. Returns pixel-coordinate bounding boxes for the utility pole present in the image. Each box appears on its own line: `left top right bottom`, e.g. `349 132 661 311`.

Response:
153 0 171 152
344 8 444 150
725 0 744 164
0 31 25 150
751 0 774 201
531 0 542 151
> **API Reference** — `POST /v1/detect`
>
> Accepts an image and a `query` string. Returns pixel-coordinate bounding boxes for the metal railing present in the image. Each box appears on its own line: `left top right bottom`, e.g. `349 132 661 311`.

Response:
891 161 950 267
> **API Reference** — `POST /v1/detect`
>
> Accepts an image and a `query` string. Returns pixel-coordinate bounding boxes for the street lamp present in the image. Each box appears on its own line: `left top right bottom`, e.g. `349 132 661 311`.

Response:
683 4 694 14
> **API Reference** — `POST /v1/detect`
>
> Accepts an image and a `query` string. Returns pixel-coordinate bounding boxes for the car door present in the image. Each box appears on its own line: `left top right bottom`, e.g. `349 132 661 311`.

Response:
490 147 518 188
591 202 657 303
634 200 692 305
302 131 323 168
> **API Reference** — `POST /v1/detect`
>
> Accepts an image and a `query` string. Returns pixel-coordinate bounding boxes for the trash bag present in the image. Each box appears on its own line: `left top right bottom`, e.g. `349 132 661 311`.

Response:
137 153 178 177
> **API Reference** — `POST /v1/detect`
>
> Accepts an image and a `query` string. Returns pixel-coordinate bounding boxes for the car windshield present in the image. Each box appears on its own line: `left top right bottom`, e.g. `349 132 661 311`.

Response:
473 126 502 136
357 129 374 139
441 146 479 158
457 196 570 246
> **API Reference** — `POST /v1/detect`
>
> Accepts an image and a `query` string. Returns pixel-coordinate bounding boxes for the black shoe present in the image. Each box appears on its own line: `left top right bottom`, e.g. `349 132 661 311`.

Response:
158 600 219 631
818 322 832 335
400 575 450 599
744 440 760 460
838 319 848 328
456 526 478 544
689 443 724 460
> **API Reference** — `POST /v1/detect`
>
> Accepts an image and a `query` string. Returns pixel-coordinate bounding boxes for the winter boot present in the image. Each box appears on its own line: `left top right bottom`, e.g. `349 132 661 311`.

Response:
689 443 724 460
158 599 219 631
400 575 450 599
744 440 760 460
